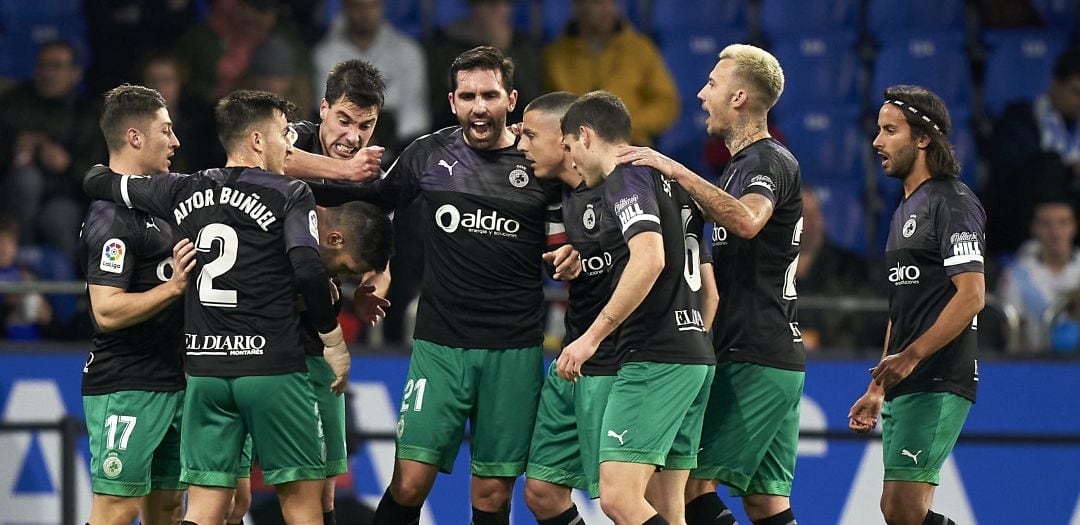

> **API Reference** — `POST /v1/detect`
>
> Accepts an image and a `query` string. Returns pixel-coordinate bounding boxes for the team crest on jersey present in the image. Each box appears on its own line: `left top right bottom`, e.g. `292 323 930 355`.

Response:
102 452 123 479
308 210 319 241
902 215 917 238
508 166 529 188
100 238 126 274
583 204 597 230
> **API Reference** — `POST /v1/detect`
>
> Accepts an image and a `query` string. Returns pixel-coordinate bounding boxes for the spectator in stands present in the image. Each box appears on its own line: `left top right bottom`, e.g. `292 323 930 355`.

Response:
140 53 222 171
543 0 679 146
999 201 1080 352
313 0 429 147
796 188 884 353
174 0 313 114
0 40 104 258
985 50 1080 255
0 218 52 341
425 0 542 130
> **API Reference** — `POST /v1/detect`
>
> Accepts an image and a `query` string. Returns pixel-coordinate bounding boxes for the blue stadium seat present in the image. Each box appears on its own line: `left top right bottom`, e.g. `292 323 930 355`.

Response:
770 33 860 119
867 0 965 42
760 0 859 40
0 14 87 79
780 107 865 185
437 0 534 30
321 0 422 37
813 180 868 254
983 30 1067 117
1031 0 1077 33
870 34 971 111
661 32 747 112
651 0 747 36
0 0 80 19
17 245 78 325
657 111 710 178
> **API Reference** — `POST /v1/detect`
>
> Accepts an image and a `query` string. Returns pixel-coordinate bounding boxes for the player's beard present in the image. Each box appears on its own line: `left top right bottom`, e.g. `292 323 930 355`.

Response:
463 114 504 149
884 142 918 180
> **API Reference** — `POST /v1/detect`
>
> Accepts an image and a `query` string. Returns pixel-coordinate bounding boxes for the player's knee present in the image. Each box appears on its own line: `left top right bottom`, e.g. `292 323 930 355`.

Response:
523 479 562 516
472 481 512 511
322 477 336 510
684 478 718 501
599 488 634 522
880 495 925 525
390 477 432 507
91 494 141 525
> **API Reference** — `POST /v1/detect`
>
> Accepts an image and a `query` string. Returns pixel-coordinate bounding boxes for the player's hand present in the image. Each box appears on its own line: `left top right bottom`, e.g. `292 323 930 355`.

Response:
544 244 582 281
169 239 197 296
615 145 684 180
556 337 597 382
352 283 390 326
341 146 384 182
848 391 883 433
870 350 921 389
319 325 350 395
329 278 341 304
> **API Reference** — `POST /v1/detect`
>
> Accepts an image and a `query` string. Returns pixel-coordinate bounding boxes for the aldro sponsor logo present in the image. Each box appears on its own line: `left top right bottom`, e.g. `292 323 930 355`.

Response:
580 251 613 276
712 225 728 246
889 263 921 286
434 204 520 238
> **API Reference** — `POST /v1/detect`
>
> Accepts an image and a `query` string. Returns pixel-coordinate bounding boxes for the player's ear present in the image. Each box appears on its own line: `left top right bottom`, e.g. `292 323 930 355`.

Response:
319 99 330 122
126 127 141 149
326 230 344 247
250 129 264 154
507 89 518 113
916 133 932 150
448 92 457 115
579 126 592 149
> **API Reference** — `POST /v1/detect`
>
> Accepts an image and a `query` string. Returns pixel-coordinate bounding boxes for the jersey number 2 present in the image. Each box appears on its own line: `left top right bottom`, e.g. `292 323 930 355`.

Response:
195 223 238 307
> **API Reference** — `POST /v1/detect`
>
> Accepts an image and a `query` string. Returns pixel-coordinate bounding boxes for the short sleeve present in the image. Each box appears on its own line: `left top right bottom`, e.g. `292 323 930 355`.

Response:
936 189 986 276
605 166 661 242
82 206 135 289
283 180 321 253
741 170 781 205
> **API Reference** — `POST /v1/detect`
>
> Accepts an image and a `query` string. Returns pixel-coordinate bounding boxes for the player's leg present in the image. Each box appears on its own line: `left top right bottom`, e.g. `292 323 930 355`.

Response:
142 390 186 525
525 361 587 521
180 377 247 524
651 364 714 523
226 437 253 525
599 362 711 523
686 362 737 525
375 339 475 523
574 374 617 502
599 461 659 523
646 469 692 522
471 345 544 522
308 354 349 524
236 373 327 524
733 367 803 524
879 392 971 525
83 390 181 525
276 479 327 525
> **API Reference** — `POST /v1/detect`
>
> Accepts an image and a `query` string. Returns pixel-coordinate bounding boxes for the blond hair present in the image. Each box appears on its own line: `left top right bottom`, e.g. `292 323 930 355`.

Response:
718 44 785 110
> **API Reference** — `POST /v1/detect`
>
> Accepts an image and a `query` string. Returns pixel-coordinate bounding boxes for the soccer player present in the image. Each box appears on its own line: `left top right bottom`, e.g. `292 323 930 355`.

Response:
269 57 395 525
849 85 985 525
619 44 803 525
80 84 195 525
557 91 715 525
361 46 578 525
83 90 371 525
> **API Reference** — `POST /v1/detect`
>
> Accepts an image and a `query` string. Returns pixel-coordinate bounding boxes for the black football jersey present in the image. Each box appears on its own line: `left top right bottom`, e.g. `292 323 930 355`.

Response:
349 126 564 349
562 182 622 375
79 200 185 395
711 138 806 371
602 164 713 365
884 178 984 402
84 166 321 377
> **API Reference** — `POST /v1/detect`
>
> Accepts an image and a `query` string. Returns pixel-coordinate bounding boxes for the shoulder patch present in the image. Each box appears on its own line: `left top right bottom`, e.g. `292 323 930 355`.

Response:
100 238 126 274
308 210 319 241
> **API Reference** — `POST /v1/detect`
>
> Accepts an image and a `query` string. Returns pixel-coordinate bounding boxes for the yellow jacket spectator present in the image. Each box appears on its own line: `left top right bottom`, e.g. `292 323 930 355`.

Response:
543 0 678 146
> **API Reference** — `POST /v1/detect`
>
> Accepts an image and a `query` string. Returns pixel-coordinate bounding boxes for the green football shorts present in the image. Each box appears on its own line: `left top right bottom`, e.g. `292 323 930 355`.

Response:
693 362 804 497
882 391 971 485
83 390 185 496
526 361 615 498
180 373 325 488
308 355 348 476
394 339 543 476
599 361 713 470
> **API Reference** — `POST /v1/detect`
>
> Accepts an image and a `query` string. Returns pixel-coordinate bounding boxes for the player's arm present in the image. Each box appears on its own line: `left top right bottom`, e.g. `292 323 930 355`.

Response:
557 231 664 380
285 147 383 183
89 239 196 332
83 165 186 219
615 146 774 238
871 272 984 388
699 262 718 330
850 320 891 433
